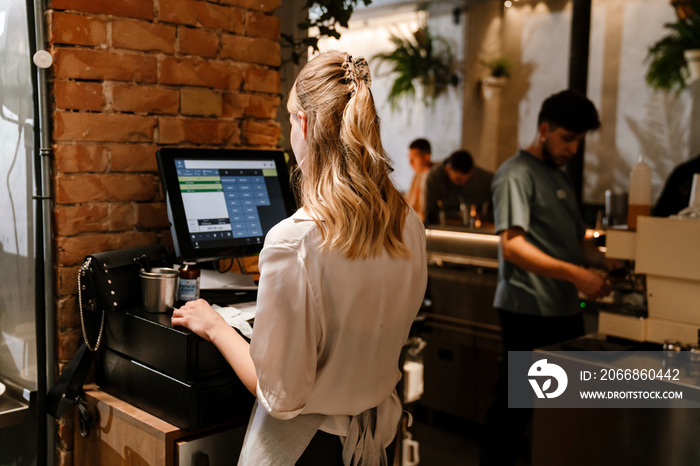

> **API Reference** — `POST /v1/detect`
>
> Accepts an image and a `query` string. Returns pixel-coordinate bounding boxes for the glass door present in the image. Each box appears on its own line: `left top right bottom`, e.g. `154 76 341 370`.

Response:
0 0 38 463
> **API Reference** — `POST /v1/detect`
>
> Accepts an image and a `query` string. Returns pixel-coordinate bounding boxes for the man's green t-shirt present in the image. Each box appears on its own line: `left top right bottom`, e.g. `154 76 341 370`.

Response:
491 150 586 317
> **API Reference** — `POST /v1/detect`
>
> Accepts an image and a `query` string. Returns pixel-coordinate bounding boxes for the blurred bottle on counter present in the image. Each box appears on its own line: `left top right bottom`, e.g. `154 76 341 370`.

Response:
469 203 478 228
438 199 446 226
604 189 628 227
178 261 200 302
459 198 468 226
627 156 651 230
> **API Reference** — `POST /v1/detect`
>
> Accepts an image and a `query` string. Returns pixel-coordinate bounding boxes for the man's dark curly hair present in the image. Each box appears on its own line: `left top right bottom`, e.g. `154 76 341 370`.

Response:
538 90 601 133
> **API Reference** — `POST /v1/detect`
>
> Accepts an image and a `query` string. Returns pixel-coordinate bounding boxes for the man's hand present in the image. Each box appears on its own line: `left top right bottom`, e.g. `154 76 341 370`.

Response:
500 228 612 300
570 267 612 300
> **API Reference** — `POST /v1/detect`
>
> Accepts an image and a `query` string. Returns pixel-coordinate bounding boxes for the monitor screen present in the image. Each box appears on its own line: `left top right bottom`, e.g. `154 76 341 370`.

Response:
156 148 297 262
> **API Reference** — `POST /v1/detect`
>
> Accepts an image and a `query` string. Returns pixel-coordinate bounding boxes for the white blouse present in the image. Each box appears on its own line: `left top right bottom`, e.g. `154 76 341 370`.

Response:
250 207 427 444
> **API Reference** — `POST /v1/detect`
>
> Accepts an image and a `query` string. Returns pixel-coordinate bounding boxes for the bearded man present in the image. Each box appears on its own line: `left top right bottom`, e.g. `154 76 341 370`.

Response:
480 89 616 466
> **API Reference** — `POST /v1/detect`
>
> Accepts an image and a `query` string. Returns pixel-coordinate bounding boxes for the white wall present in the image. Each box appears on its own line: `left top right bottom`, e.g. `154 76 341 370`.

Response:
492 0 696 205
316 7 465 193
313 0 698 205
515 3 571 148
585 0 694 204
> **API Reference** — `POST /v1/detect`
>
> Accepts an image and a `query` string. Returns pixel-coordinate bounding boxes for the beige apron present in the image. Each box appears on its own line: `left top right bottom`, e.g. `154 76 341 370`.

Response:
238 401 388 466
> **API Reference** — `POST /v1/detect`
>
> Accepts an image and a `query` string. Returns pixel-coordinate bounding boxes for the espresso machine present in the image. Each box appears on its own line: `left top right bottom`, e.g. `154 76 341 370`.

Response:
599 216 700 346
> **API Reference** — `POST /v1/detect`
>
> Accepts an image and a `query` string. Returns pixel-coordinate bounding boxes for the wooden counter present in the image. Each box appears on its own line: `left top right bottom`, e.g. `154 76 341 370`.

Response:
74 385 248 466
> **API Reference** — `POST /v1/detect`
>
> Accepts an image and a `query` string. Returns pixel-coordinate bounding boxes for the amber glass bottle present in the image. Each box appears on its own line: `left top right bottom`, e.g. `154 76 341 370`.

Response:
178 261 200 302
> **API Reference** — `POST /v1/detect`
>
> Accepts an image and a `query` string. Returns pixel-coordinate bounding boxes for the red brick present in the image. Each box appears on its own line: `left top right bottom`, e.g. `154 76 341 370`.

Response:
223 92 280 119
53 48 158 82
218 0 280 13
157 0 197 26
55 173 159 204
54 80 105 111
58 265 81 297
245 10 280 40
222 92 246 119
51 12 107 46
192 1 244 34
57 232 158 266
54 144 109 173
180 87 222 116
56 446 73 466
178 27 219 58
56 328 81 361
57 413 75 450
243 66 280 94
246 93 280 118
159 0 244 34
159 56 243 90
51 0 154 20
159 230 174 249
111 84 179 114
55 204 109 236
242 119 280 147
56 296 79 332
109 203 137 231
53 111 156 142
112 19 176 53
221 34 280 66
109 144 159 172
158 116 241 145
137 203 169 228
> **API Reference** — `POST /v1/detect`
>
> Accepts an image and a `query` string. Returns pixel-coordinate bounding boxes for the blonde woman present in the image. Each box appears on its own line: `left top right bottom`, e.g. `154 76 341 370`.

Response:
172 51 427 465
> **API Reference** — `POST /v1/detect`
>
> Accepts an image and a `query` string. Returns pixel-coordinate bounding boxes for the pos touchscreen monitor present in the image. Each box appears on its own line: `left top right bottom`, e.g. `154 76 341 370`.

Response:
156 148 297 262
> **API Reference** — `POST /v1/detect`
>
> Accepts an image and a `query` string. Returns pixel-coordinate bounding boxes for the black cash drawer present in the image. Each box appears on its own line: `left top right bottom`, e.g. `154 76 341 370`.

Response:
96 348 254 430
103 307 235 382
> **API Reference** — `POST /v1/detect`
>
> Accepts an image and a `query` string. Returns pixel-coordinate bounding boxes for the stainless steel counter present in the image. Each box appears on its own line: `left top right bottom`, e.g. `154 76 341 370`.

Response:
0 379 29 429
532 341 700 465
419 226 501 422
426 226 499 269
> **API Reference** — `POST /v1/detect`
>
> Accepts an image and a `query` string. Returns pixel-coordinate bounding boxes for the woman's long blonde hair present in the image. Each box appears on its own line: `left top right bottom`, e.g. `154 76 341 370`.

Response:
287 51 411 260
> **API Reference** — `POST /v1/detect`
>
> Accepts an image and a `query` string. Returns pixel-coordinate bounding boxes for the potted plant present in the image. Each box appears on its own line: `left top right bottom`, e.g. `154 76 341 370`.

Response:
373 27 459 109
480 57 512 99
645 0 700 92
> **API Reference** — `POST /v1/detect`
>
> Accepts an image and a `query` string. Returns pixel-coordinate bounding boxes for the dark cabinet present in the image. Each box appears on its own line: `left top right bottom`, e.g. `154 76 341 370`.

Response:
419 258 501 423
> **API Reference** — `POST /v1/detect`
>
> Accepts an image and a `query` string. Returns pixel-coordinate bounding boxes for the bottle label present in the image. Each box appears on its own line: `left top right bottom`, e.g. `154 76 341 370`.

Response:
178 278 200 301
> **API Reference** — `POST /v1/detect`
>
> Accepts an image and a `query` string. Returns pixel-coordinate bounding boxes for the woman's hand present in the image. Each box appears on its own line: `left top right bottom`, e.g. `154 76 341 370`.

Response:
171 299 228 342
172 299 258 394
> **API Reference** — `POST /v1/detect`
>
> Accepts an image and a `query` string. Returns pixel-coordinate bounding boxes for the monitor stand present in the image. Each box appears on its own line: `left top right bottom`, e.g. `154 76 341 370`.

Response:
199 269 257 306
200 288 257 306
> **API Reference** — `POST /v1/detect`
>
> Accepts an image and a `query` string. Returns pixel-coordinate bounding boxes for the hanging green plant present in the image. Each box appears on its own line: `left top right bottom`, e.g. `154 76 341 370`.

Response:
373 27 459 109
282 0 373 65
645 0 700 93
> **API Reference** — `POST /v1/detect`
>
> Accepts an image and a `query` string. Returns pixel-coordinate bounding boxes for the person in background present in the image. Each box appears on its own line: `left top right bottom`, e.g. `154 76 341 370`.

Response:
480 90 616 466
405 138 433 221
652 153 700 217
172 51 427 465
424 149 493 225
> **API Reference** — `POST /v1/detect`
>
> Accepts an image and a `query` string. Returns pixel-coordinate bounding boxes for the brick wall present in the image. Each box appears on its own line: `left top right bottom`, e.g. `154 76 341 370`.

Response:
47 0 281 463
